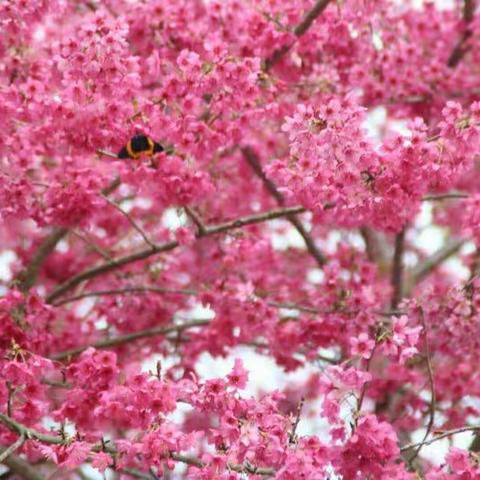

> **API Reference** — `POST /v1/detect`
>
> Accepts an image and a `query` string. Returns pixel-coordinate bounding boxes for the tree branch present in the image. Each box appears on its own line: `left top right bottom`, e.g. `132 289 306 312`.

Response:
293 0 332 36
0 451 45 480
242 146 326 266
447 0 475 68
390 229 406 310
184 206 207 235
360 226 389 270
120 467 155 480
422 192 469 201
50 318 211 360
15 177 121 293
288 397 305 444
264 0 332 70
355 340 379 418
96 149 118 159
45 205 306 303
52 285 197 306
71 229 113 260
406 238 466 294
0 414 275 477
16 228 68 292
407 311 436 464
0 432 25 464
401 425 480 452
101 194 156 249
0 414 63 445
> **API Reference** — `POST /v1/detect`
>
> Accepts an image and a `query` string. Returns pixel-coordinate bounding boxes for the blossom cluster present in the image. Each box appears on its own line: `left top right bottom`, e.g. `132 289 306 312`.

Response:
2 0 480 479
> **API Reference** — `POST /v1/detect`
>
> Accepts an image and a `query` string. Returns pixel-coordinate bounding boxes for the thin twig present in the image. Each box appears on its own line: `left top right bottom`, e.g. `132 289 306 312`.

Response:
184 206 207 235
0 432 25 464
101 194 156 249
406 238 466 293
355 340 379 419
49 319 211 360
408 310 436 464
120 468 156 480
422 192 469 201
45 205 306 303
390 229 406 310
6 383 14 418
260 301 401 317
128 99 164 122
54 288 400 319
41 378 72 389
266 301 321 314
52 286 197 306
264 0 332 70
96 149 119 159
401 425 480 452
289 397 305 444
71 230 113 260
242 146 326 266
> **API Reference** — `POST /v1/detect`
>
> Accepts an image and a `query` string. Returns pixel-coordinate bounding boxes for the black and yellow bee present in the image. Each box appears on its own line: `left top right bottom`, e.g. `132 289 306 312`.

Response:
118 134 164 159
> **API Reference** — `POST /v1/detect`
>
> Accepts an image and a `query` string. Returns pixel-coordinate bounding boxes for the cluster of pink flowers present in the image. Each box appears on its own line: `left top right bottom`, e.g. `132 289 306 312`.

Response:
270 98 480 231
2 0 480 479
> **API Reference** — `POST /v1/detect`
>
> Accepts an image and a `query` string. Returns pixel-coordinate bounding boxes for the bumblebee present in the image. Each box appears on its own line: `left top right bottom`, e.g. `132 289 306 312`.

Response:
118 134 164 159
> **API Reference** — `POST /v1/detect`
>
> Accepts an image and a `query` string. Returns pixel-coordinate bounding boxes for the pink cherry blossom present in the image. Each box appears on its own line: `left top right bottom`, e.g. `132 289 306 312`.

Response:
1 0 480 478
350 332 375 359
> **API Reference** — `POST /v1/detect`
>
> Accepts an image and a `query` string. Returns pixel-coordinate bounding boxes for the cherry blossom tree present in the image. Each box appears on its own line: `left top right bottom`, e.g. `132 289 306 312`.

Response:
2 0 480 478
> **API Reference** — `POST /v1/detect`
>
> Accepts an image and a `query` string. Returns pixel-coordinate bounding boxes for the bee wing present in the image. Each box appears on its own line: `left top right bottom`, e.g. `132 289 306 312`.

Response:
118 147 131 159
153 142 164 153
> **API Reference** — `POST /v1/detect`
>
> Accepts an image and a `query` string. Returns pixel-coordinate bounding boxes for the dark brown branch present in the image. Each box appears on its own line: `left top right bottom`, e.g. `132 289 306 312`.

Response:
241 147 284 203
447 0 475 68
469 433 480 451
465 0 476 22
264 0 332 70
16 228 68 292
46 205 306 303
390 229 406 310
15 177 121 293
242 146 326 266
46 240 178 304
360 227 389 269
184 206 207 235
293 0 332 36
50 318 211 360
